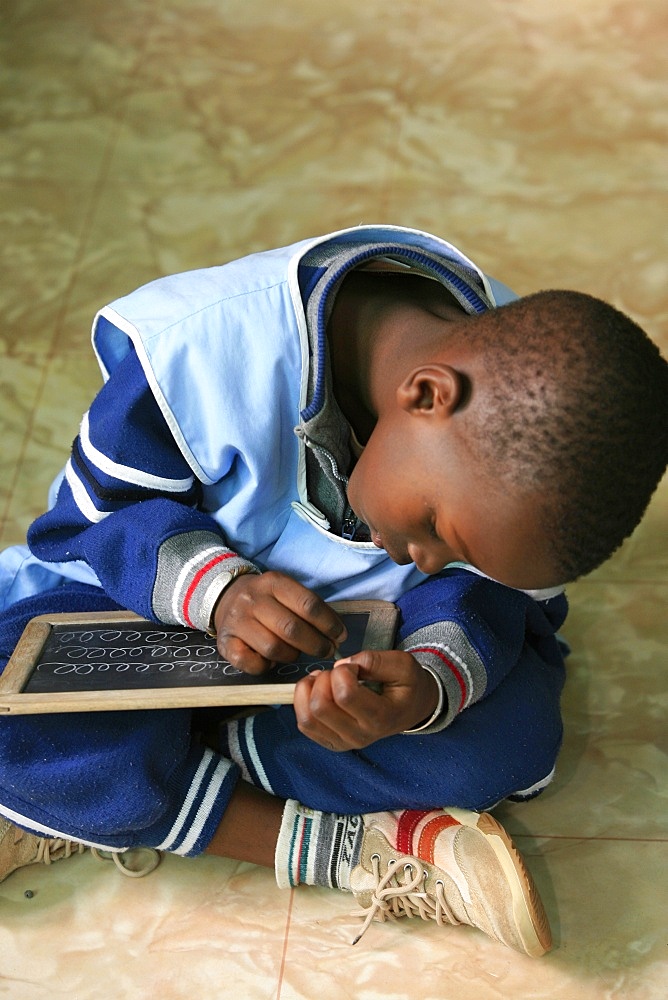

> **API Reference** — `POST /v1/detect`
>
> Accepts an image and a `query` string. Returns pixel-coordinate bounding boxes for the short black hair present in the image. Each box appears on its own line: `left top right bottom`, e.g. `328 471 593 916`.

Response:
462 290 668 581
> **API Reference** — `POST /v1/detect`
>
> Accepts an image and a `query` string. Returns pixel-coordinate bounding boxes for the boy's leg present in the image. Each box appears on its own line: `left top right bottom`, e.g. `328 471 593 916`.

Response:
210 645 563 957
0 588 560 956
206 780 283 868
202 777 552 957
0 587 241 862
219 643 564 814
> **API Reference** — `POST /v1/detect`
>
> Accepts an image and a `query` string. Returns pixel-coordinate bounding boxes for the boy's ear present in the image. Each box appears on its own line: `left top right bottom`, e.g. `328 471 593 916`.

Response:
396 364 468 418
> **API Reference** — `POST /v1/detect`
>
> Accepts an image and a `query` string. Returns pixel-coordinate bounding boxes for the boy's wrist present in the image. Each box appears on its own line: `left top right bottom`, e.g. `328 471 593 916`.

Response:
205 564 261 637
402 665 446 734
152 530 259 632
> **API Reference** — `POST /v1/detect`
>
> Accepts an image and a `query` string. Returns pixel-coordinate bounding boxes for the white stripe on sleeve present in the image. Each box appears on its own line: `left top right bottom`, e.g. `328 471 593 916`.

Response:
79 411 195 493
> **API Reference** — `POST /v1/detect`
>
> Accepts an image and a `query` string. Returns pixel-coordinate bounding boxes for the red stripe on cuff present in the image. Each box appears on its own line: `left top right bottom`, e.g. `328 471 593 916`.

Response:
182 552 236 628
410 646 467 712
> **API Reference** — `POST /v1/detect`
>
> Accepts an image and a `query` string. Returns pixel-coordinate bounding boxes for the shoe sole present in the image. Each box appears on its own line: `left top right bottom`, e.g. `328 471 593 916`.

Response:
448 807 552 957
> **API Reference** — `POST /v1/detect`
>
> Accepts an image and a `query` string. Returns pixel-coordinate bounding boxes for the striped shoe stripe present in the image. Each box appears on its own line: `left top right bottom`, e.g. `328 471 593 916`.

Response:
289 812 312 887
417 814 461 864
396 810 431 856
299 823 310 885
288 818 301 886
329 817 344 889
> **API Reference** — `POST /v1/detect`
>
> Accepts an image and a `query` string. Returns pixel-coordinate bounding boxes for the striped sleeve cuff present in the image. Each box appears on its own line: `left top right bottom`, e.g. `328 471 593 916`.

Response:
399 620 488 731
151 530 259 631
150 746 239 856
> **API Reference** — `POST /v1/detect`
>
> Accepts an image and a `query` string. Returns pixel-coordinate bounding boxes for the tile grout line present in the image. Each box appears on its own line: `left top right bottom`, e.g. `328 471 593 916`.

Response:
274 886 296 1000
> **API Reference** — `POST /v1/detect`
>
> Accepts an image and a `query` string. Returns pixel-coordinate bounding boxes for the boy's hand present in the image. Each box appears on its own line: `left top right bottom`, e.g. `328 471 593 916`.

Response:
212 571 347 674
293 650 441 751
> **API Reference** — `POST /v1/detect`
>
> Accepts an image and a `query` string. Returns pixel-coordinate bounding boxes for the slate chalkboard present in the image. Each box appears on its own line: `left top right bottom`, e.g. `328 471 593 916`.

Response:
0 601 397 714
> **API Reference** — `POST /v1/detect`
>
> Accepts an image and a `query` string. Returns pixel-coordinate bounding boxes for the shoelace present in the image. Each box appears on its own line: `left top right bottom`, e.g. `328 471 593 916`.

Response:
352 856 461 945
34 836 162 879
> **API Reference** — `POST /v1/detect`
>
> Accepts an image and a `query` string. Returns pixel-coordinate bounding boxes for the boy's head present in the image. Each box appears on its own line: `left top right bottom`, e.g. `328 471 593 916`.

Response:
459 290 668 582
345 284 668 588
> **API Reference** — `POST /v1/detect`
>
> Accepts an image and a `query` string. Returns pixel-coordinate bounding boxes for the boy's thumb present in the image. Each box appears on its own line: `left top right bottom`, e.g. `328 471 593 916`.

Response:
336 650 386 692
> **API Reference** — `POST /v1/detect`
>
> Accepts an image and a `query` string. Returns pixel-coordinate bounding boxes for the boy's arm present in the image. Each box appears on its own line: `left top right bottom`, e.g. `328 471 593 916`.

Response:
292 567 568 752
27 349 257 630
395 569 568 734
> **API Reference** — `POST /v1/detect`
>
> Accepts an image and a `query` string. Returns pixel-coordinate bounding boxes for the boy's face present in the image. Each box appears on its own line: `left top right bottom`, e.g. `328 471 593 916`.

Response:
346 404 561 591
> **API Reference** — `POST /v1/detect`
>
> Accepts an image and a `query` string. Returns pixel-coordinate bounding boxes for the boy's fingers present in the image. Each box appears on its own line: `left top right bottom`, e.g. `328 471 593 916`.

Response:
293 674 347 749
249 588 345 660
295 653 437 747
335 649 402 682
216 633 274 675
218 571 346 661
255 605 338 659
264 573 347 645
295 666 389 749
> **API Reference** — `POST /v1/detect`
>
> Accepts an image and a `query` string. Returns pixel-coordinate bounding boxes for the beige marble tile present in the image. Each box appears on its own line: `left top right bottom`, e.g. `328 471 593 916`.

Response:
0 351 104 548
57 177 392 325
0 852 290 999
245 836 667 1000
2 835 664 1000
0 0 666 997
0 352 45 455
498 581 668 841
0 353 48 547
0 111 133 362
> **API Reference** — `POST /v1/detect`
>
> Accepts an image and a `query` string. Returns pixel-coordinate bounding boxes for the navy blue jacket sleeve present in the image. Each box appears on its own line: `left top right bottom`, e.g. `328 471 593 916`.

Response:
395 568 568 732
27 349 256 628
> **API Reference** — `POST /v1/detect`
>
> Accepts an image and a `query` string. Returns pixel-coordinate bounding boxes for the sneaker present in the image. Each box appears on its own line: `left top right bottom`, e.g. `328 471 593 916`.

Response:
349 807 552 957
0 815 161 883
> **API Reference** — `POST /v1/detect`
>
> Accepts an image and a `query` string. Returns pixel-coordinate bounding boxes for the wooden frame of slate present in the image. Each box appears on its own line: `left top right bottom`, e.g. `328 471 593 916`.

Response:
0 601 398 715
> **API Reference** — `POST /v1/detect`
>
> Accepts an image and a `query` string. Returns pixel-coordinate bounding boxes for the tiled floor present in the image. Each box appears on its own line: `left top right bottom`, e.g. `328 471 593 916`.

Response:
1 1 666 997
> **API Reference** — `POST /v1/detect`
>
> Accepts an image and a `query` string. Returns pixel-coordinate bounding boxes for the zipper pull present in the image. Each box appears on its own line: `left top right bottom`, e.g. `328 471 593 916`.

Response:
342 512 358 540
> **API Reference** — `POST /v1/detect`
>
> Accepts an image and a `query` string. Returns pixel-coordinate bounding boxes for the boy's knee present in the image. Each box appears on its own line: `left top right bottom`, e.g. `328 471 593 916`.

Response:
420 660 564 811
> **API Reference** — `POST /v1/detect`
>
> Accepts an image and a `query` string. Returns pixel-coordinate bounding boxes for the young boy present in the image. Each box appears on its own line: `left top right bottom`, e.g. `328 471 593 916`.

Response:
0 225 666 958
